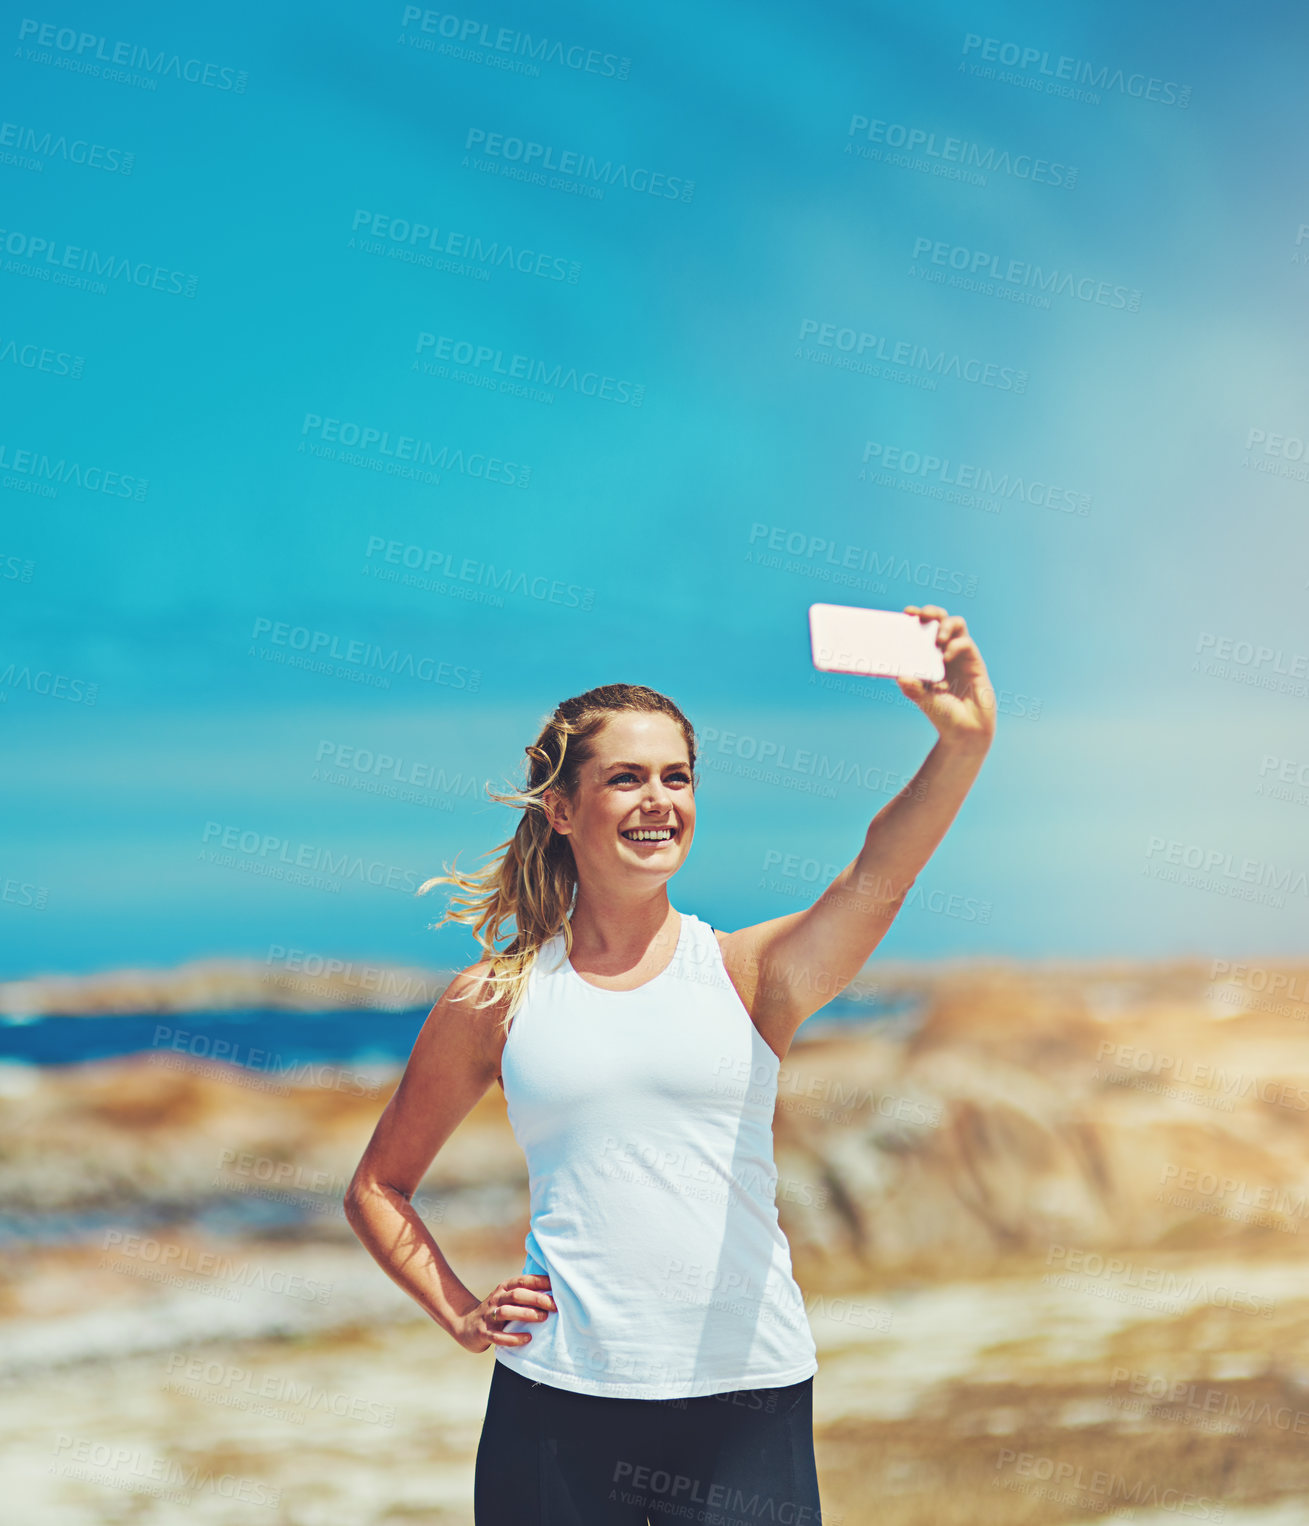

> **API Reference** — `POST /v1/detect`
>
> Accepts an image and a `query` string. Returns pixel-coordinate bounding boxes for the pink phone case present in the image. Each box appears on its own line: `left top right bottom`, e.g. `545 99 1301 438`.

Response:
808 604 944 681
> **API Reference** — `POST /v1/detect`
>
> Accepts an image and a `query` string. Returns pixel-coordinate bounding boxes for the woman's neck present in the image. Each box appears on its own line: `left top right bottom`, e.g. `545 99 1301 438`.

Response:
566 890 678 964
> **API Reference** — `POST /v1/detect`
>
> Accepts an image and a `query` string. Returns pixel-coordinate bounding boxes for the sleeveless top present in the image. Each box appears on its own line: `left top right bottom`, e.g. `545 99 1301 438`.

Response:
493 909 819 1399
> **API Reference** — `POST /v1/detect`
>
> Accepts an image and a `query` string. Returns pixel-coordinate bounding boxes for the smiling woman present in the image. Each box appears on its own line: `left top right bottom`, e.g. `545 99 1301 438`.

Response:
417 681 704 1018
342 620 994 1521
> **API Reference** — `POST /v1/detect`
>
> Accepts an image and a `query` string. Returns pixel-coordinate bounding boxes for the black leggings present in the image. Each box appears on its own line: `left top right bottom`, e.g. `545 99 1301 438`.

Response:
474 1361 824 1525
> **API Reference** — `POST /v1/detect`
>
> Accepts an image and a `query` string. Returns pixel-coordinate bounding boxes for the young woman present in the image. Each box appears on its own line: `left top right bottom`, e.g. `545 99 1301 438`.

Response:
345 604 995 1523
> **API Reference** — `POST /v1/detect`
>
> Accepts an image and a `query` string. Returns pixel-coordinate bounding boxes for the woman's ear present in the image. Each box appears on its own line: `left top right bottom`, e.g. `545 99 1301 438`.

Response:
541 786 571 835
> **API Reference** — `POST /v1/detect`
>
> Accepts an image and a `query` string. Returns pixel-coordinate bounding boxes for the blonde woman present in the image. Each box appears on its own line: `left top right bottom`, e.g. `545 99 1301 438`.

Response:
345 604 995 1522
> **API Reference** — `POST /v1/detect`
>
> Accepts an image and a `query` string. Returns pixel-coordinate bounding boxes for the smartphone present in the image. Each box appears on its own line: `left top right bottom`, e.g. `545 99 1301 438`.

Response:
808 603 945 682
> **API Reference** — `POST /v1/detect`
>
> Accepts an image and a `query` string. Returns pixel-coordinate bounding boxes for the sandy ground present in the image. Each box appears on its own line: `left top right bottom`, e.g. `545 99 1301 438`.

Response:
5 1242 1309 1523
6 956 1309 1522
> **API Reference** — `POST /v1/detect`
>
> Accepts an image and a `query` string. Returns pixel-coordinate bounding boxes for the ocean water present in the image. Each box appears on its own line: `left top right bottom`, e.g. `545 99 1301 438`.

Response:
0 994 919 1252
0 1008 429 1072
0 994 919 1070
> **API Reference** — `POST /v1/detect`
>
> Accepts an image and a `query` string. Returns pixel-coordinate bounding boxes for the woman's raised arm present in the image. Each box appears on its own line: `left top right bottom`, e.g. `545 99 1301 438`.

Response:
719 604 996 1058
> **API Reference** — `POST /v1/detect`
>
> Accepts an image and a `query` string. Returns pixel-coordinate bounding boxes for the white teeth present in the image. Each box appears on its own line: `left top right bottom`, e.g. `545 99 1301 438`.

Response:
623 829 674 841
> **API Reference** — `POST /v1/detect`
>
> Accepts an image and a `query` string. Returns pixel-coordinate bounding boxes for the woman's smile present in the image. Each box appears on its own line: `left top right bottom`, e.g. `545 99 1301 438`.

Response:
619 824 678 844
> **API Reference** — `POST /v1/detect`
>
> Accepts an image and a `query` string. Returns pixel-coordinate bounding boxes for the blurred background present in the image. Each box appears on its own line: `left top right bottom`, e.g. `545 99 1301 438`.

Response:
3 1 1308 1521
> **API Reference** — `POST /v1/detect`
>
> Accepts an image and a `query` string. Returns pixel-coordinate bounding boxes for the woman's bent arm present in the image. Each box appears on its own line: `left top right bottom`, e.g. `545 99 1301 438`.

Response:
343 965 554 1349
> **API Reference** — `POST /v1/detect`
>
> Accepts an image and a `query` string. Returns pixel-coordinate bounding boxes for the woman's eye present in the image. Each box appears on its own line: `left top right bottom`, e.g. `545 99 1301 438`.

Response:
608 772 691 785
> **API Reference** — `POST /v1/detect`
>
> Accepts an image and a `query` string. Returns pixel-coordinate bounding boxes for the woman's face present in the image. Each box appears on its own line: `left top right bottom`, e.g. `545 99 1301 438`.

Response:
544 712 696 887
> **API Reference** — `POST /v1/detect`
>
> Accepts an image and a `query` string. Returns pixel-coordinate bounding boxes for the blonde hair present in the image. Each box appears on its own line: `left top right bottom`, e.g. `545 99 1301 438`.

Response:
418 683 699 1034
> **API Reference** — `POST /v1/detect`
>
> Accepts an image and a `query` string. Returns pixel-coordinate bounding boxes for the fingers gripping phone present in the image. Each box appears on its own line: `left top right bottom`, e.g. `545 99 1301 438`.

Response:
808 603 945 682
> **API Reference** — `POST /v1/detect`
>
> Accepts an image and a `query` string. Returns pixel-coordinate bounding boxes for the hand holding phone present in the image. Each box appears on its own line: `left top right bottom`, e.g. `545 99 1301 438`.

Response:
808 603 945 682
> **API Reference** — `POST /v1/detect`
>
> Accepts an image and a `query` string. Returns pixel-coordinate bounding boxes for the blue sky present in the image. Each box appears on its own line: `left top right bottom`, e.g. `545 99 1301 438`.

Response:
3 0 1307 977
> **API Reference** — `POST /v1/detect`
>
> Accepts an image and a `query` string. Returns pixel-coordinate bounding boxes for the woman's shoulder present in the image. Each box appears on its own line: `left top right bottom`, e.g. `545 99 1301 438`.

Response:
441 938 567 1029
677 910 737 976
683 909 725 944
443 957 506 1001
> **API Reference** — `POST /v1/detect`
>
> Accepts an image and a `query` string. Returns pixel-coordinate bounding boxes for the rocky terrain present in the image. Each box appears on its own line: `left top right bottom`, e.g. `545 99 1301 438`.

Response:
3 955 1309 1522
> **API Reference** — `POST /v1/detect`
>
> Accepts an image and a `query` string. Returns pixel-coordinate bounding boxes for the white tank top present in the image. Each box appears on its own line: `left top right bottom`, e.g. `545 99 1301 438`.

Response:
493 909 819 1399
